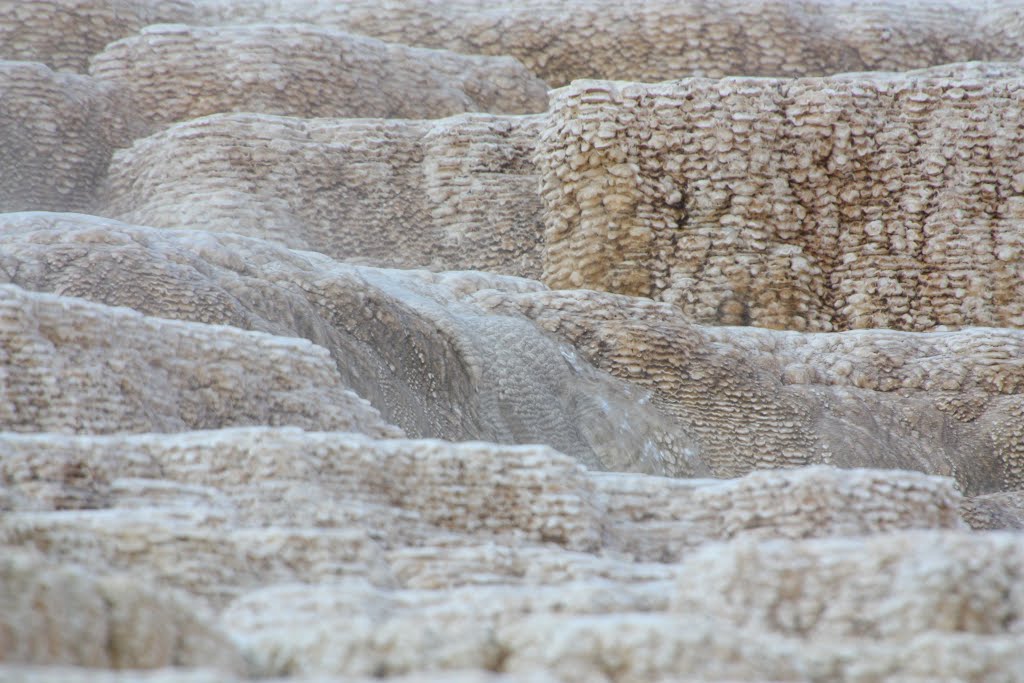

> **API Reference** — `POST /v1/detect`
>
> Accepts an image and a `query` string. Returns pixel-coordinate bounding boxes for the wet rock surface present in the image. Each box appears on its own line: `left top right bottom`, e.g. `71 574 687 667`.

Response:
3 1 1024 682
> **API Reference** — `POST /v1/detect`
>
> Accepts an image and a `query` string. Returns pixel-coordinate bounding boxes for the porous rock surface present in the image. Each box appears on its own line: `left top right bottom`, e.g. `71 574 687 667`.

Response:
0 213 691 474
89 23 547 125
0 283 400 438
97 113 546 276
4 0 1024 682
537 76 1024 331
0 549 244 672
0 61 140 213
8 213 1024 492
2 427 991 681
196 0 1024 86
0 0 197 72
474 287 1024 492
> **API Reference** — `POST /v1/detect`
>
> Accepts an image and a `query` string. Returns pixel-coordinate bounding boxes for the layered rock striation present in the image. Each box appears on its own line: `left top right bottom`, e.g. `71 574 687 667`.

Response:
4 0 1024 681
537 76 1024 331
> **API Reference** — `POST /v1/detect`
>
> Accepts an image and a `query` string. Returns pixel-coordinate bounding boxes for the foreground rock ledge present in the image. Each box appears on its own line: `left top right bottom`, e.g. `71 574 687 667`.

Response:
5 426 1020 681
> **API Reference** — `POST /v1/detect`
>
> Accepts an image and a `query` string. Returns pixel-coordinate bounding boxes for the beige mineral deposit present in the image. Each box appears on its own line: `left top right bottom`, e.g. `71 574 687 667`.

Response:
3 0 1024 681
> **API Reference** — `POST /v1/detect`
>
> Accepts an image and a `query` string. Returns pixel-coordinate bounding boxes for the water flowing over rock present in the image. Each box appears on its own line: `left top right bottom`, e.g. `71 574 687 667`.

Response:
3 1 1024 682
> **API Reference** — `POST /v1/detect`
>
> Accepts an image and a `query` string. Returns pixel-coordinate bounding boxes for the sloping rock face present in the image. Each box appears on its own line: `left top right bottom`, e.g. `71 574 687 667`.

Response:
0 61 140 213
97 114 546 276
3 1 1024 682
89 24 548 125
0 284 401 438
196 0 1024 86
0 0 197 71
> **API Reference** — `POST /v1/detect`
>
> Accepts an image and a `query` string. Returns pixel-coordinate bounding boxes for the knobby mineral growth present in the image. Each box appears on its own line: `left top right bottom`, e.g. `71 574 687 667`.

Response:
2 1 1024 682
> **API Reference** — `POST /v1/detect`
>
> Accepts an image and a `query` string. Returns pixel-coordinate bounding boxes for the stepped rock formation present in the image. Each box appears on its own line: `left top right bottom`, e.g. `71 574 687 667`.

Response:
475 287 1024 491
89 24 547 125
0 549 244 672
3 0 1024 681
196 0 1024 86
0 213 692 474
0 284 401 437
97 114 546 275
0 0 197 72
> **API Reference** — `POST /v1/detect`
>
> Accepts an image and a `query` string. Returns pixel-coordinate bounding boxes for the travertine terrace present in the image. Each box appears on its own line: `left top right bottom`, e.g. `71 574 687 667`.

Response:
2 1 1024 682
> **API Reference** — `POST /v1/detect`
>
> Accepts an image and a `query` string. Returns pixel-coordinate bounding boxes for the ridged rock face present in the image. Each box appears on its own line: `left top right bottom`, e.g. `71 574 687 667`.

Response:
4 0 1024 682
0 0 197 72
88 24 548 124
538 76 1024 331
0 214 694 476
0 549 244 672
475 288 1024 492
0 62 139 213
196 0 1024 86
0 283 401 438
673 532 1024 639
2 428 982 680
8 213 1024 491
97 114 546 276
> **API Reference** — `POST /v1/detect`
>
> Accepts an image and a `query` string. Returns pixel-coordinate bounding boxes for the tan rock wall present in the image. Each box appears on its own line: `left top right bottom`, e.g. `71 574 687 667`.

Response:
537 76 1024 332
198 0 1024 86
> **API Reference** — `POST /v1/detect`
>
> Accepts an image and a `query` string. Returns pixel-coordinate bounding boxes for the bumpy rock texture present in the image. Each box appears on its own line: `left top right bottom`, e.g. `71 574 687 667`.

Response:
0 214 691 474
475 287 1024 492
0 0 197 72
97 114 546 276
88 23 547 126
538 76 1024 332
196 0 1024 86
0 61 139 213
4 0 1024 682
0 283 400 438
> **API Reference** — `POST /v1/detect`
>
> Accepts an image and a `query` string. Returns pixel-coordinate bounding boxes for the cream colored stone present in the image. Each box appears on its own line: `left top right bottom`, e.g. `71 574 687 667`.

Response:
537 76 1024 332
0 549 243 671
0 669 562 683
0 283 400 437
97 113 546 277
0 214 686 474
3 2 1024 682
89 24 547 124
499 613 1024 682
0 429 965 597
0 425 981 678
962 490 1024 530
196 0 1024 87
8 214 1024 490
0 62 140 213
475 287 1024 490
0 0 196 72
673 531 1024 640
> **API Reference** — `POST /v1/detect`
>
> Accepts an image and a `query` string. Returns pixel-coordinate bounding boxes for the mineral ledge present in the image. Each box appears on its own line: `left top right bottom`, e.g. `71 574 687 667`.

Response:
2 1 1024 682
